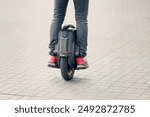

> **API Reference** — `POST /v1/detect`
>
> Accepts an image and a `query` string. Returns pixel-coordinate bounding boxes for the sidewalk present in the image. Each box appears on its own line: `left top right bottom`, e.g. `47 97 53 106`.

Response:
0 0 150 100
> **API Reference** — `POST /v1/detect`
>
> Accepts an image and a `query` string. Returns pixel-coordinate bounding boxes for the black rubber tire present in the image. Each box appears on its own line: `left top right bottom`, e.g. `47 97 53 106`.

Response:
60 57 75 81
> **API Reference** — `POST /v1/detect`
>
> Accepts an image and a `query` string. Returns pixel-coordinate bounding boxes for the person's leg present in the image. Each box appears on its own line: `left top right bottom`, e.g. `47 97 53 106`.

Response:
49 0 69 52
73 0 89 57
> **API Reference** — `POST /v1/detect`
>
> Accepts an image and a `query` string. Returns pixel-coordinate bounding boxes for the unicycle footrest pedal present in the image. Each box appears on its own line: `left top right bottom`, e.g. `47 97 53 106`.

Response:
47 62 59 68
76 64 89 70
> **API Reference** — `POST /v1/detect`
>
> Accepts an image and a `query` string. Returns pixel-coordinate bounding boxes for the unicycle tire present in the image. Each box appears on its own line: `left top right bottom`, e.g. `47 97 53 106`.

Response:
60 57 75 81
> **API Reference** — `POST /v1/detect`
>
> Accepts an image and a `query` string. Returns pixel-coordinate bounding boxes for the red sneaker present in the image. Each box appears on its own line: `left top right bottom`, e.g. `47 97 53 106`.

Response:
76 57 89 69
48 55 57 68
50 55 57 63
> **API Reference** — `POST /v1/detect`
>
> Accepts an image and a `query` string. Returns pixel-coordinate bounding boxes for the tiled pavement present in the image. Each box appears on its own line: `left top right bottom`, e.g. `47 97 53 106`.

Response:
0 0 150 100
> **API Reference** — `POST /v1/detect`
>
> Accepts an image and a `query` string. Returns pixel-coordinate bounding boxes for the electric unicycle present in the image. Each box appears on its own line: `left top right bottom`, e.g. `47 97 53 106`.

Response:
55 25 80 81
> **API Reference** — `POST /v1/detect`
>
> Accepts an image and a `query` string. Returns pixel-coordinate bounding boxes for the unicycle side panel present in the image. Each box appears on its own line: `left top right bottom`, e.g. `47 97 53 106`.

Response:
56 28 77 69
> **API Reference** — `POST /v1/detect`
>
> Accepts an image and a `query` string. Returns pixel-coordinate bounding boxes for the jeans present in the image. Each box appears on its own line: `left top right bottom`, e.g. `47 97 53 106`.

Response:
49 0 89 57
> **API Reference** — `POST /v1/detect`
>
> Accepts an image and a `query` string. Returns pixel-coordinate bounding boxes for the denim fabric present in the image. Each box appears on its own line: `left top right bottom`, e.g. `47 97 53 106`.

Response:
49 0 89 57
